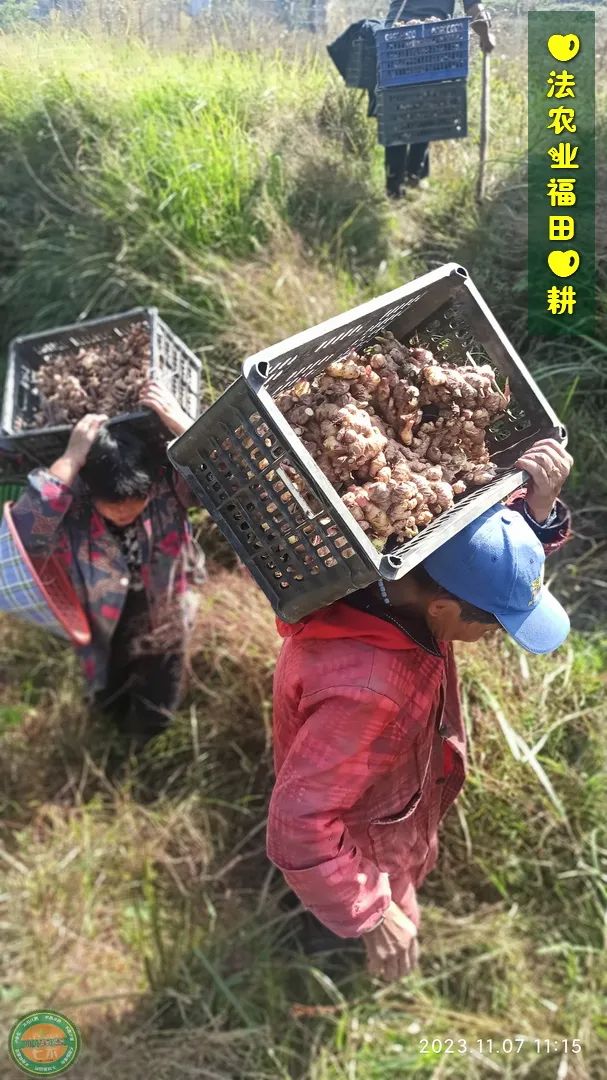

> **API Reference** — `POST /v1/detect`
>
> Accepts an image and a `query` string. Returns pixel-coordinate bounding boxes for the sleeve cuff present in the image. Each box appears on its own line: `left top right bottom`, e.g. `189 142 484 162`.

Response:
522 498 571 544
523 501 559 528
28 467 74 511
29 467 72 491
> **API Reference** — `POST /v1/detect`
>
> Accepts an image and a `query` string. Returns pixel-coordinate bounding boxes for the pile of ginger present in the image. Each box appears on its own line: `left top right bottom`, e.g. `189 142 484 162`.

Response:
20 323 152 429
275 333 509 544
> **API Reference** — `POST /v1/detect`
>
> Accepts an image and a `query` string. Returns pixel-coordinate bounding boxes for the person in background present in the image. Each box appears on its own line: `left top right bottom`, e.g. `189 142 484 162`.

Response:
384 0 495 198
11 381 204 748
267 440 572 980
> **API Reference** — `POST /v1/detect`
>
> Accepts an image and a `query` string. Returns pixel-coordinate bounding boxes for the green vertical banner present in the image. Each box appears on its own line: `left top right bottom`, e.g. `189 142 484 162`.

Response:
528 11 595 336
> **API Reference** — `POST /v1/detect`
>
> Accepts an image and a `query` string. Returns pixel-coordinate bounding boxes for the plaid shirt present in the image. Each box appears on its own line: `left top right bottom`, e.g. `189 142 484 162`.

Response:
268 494 571 938
11 467 203 693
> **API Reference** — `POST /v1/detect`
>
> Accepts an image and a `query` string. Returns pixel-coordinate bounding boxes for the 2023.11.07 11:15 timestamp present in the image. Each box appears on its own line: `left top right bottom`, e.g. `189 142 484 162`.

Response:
418 1037 583 1055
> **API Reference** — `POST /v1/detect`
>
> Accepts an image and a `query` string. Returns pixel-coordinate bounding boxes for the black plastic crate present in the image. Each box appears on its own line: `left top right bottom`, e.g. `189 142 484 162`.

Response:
168 263 566 624
345 33 378 90
1 307 202 469
378 77 467 146
376 17 469 89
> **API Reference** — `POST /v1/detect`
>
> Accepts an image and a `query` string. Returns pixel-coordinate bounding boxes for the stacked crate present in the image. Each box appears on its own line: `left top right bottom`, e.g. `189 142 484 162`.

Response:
375 17 469 146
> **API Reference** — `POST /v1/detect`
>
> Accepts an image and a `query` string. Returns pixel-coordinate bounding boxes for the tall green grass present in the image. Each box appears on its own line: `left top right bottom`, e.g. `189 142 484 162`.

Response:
0 31 387 372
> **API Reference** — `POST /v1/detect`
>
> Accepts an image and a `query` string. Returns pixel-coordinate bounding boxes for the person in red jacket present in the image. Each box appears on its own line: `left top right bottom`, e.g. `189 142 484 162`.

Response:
267 439 572 981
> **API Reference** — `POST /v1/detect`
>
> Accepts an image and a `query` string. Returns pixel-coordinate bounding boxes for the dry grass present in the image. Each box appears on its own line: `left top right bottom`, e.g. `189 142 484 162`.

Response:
0 563 605 1079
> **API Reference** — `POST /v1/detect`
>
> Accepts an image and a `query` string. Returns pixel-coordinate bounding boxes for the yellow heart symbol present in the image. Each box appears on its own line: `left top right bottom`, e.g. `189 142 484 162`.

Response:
548 250 580 278
547 34 580 62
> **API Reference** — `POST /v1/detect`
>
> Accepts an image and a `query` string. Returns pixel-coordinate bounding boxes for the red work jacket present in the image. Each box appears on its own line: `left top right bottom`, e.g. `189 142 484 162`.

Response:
267 495 570 937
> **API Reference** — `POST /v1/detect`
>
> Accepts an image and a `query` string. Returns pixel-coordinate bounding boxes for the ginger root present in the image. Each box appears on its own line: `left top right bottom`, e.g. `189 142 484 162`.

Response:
274 334 508 546
30 322 152 427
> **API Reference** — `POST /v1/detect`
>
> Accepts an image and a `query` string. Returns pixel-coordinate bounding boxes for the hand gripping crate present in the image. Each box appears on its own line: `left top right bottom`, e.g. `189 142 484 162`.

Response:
377 77 467 146
1 307 202 470
376 17 469 89
168 264 566 624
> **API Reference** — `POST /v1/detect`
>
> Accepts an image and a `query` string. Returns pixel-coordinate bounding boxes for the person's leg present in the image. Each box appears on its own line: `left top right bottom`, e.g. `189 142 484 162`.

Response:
385 144 408 198
94 613 137 727
405 142 430 185
124 650 184 745
94 671 131 727
94 591 147 731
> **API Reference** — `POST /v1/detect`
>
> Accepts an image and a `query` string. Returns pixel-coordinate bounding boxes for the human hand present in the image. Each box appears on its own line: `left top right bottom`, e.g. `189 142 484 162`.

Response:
516 438 573 525
469 5 496 53
50 413 108 486
139 379 191 437
363 901 419 982
65 413 108 468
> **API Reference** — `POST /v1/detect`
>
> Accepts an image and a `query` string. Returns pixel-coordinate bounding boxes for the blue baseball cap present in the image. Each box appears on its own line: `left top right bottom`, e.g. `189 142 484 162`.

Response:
422 505 570 654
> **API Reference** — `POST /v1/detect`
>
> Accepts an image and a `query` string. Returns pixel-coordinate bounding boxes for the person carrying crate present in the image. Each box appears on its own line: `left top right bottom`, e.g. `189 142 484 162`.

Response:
384 0 495 197
10 381 205 748
267 439 572 979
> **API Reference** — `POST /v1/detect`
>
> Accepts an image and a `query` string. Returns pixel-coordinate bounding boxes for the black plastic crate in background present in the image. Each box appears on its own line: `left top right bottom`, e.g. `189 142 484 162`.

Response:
1 307 202 470
375 18 469 89
169 263 566 624
345 33 378 90
377 77 467 146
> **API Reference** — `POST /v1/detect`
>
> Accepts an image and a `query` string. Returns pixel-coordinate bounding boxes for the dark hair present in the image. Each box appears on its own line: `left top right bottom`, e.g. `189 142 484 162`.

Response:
407 564 500 626
80 426 166 503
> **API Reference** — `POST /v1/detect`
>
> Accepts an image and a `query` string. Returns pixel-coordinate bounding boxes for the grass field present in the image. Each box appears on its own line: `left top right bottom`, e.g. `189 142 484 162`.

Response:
0 11 606 1080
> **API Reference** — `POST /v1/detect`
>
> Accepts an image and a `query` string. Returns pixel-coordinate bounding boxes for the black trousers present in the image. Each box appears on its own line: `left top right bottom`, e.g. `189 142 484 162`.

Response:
96 590 183 744
385 142 430 194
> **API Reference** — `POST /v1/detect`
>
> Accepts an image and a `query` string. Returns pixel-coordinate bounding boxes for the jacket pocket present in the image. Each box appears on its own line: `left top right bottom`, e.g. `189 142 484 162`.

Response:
366 789 421 874
367 819 419 874
369 788 422 826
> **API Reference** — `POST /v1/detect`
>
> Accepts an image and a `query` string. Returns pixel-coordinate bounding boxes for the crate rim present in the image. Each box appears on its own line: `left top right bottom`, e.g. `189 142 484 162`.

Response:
8 305 157 349
377 14 470 40
243 262 562 431
8 304 202 372
0 408 153 443
242 262 466 381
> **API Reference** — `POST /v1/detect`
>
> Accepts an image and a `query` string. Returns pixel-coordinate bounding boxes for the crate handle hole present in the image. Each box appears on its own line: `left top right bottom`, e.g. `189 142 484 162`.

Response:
386 553 404 570
275 467 316 519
